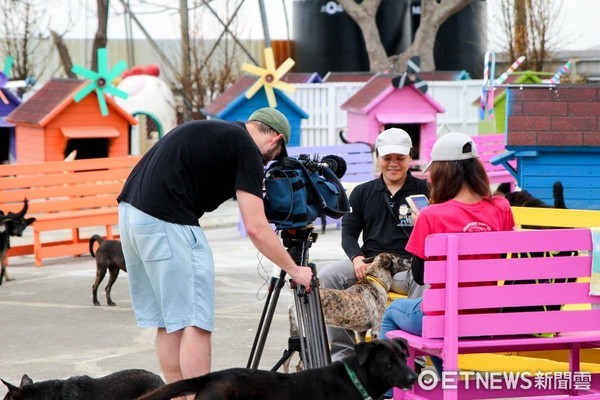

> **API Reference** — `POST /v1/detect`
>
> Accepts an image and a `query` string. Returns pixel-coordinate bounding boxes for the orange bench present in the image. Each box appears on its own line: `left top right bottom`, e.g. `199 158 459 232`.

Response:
0 156 140 266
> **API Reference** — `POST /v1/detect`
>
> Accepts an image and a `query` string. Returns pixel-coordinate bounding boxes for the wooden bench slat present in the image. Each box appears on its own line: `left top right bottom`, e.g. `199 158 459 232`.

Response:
0 168 134 190
0 182 124 203
423 309 600 338
423 282 599 312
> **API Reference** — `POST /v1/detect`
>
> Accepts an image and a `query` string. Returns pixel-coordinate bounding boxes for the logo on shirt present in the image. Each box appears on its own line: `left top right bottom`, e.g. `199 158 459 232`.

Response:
463 222 492 232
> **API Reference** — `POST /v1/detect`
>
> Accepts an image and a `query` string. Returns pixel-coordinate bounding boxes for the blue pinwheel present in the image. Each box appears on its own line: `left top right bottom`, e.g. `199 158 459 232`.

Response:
71 48 128 116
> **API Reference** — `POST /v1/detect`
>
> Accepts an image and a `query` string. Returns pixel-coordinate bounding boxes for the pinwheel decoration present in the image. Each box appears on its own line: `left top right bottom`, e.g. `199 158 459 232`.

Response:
71 48 129 116
549 59 574 84
391 56 428 94
241 47 295 108
479 50 496 121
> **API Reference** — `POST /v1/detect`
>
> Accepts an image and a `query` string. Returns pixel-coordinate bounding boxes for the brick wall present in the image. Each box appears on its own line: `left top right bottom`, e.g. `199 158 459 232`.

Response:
506 84 600 147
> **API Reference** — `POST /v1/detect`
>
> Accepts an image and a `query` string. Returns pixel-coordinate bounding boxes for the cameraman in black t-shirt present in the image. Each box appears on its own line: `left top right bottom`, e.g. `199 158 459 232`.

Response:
318 128 430 362
117 108 312 387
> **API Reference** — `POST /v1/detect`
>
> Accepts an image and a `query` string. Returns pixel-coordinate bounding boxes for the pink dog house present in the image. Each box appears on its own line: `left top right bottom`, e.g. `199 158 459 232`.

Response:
340 72 445 164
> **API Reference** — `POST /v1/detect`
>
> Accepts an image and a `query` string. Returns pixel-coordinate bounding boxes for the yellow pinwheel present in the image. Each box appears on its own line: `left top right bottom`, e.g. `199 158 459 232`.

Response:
242 47 295 108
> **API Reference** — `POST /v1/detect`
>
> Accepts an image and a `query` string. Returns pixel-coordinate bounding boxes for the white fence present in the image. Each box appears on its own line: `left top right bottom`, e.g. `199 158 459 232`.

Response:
289 80 484 147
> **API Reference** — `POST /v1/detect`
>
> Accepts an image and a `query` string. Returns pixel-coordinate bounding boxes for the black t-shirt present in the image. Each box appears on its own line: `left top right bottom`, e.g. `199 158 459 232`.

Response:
341 172 430 259
118 120 264 226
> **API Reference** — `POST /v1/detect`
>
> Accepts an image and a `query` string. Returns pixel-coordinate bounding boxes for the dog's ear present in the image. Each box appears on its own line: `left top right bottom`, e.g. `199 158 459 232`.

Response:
395 339 410 357
1 378 16 390
20 374 33 386
355 341 377 365
362 256 375 264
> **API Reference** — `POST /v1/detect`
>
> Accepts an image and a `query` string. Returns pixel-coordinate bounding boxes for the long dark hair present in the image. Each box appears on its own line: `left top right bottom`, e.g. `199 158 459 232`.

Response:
428 158 491 204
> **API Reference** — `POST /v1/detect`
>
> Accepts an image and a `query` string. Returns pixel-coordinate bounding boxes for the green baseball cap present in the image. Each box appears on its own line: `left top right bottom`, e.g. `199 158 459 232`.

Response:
248 107 290 158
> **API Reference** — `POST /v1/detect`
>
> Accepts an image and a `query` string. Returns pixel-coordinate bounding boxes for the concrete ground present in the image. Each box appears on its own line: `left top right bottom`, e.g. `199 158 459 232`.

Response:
0 199 345 396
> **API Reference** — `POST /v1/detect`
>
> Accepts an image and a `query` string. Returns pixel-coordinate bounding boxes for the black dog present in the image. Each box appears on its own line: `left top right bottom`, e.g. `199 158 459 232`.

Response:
502 181 566 209
136 339 416 400
1 369 164 400
90 234 126 306
0 199 35 285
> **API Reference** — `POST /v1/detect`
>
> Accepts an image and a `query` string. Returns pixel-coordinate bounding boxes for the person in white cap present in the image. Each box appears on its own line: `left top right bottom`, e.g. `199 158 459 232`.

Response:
117 108 312 388
380 131 515 375
318 127 430 362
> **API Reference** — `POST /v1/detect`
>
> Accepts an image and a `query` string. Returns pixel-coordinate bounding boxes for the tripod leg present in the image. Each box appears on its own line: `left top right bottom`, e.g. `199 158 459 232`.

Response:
247 269 287 369
271 336 302 372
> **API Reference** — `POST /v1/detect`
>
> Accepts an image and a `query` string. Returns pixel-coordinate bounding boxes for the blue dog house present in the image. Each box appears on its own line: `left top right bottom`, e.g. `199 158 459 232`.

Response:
0 87 21 163
492 85 600 210
202 75 309 147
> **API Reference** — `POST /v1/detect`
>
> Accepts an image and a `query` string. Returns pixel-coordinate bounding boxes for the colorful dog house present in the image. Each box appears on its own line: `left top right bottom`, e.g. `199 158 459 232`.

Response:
340 72 445 163
7 79 136 163
0 87 21 163
201 75 309 147
492 84 600 209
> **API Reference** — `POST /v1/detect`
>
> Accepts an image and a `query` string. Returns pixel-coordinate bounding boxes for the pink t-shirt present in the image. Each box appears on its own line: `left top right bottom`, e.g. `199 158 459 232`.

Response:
406 196 515 259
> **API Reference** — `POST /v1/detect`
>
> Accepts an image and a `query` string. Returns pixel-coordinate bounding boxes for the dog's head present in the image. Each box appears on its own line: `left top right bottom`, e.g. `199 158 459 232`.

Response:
2 374 34 400
355 339 417 390
363 253 409 278
0 199 35 237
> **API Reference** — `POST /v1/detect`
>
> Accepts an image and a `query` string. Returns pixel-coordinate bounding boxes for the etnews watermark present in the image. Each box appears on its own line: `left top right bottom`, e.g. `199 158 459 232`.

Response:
418 370 592 391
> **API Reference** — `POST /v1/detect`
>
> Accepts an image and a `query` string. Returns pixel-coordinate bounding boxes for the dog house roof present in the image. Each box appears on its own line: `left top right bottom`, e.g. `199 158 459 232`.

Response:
201 75 308 119
340 72 445 114
7 78 137 127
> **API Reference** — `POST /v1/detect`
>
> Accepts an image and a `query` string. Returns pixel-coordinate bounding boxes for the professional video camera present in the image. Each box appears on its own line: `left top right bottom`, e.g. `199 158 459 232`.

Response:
263 154 350 230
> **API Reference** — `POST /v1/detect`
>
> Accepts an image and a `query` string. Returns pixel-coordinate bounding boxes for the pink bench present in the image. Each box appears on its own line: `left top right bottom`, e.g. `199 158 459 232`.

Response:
387 228 600 399
412 134 516 191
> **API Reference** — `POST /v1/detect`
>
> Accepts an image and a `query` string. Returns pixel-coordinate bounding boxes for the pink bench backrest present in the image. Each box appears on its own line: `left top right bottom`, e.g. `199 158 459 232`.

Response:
421 228 600 338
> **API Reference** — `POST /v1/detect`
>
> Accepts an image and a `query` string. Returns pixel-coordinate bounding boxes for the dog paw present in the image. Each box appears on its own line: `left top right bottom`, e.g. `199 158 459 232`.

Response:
93 301 101 306
108 302 116 306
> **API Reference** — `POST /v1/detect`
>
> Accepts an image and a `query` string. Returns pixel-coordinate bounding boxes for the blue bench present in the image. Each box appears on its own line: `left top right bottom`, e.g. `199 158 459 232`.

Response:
238 143 375 236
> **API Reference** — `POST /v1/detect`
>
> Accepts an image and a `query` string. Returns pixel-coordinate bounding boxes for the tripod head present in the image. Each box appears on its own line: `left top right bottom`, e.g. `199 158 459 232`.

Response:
281 225 318 266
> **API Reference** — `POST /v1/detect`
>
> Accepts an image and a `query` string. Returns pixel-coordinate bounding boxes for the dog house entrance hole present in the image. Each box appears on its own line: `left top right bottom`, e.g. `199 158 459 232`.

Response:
0 127 10 163
384 123 421 159
65 138 109 159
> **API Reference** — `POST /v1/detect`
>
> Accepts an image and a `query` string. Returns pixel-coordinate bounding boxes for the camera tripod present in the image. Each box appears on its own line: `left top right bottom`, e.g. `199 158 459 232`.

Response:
247 225 331 371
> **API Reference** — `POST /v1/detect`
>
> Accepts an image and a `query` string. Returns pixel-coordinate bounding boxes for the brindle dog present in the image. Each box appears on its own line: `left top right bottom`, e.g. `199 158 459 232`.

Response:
320 252 408 342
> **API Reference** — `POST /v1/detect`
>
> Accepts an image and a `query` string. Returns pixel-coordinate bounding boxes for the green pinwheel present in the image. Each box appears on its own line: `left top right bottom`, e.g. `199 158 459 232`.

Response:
71 48 128 116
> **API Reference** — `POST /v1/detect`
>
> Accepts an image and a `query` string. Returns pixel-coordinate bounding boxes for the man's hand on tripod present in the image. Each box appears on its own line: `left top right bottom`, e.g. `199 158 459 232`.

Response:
288 265 313 293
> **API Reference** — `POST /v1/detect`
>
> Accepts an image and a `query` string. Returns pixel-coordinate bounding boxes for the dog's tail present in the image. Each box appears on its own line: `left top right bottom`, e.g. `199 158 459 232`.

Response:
89 234 104 258
553 181 567 209
135 375 208 400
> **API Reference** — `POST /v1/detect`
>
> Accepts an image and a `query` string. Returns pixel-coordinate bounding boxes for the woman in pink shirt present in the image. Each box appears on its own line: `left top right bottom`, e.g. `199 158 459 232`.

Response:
380 132 515 376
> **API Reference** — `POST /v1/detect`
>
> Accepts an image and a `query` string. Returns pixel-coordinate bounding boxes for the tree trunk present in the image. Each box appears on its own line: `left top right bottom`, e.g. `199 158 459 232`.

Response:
180 0 193 122
92 0 109 70
339 0 472 74
337 0 389 72
50 30 76 79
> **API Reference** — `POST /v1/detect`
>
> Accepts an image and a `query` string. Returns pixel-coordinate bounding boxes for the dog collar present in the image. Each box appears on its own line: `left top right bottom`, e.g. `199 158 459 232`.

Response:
366 275 387 290
344 363 372 400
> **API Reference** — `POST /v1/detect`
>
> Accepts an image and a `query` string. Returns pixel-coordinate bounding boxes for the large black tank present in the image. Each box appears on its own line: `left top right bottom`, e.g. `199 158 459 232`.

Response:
293 0 413 76
293 0 487 77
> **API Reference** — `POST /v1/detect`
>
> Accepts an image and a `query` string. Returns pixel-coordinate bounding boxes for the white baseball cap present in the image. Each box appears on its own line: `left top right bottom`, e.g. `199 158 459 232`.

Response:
424 132 479 172
375 128 412 156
